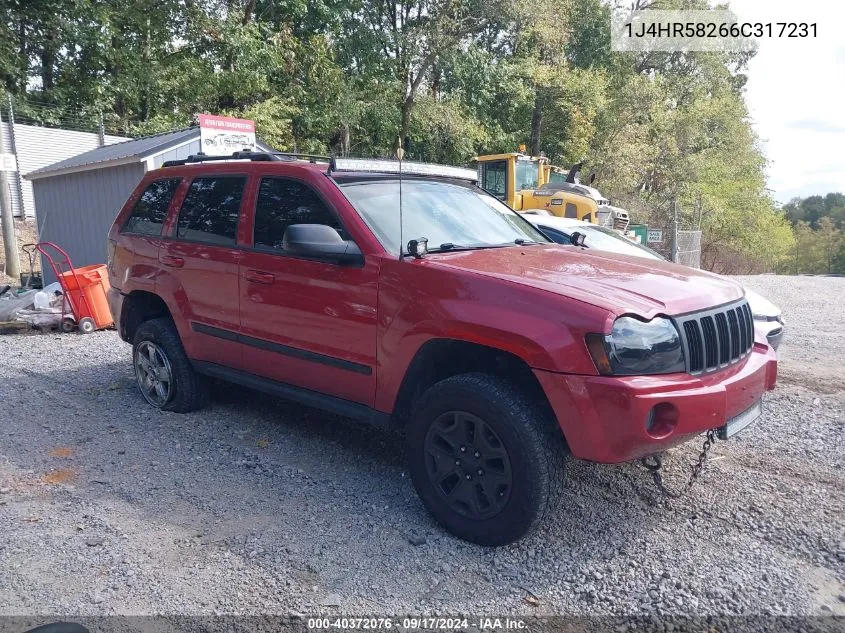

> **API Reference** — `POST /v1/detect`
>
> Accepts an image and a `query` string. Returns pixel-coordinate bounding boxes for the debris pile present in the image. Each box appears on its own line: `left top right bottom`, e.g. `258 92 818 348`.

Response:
0 283 64 332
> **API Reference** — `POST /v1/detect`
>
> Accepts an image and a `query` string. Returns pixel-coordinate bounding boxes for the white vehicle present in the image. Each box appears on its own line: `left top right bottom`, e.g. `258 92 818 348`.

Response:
527 215 785 350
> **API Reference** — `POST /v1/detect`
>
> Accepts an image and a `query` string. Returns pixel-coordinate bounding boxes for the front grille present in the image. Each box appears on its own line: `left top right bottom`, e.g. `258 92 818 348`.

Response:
674 299 754 374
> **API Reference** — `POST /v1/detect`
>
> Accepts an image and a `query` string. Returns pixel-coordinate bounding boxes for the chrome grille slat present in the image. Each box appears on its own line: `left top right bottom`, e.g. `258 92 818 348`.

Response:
674 299 754 375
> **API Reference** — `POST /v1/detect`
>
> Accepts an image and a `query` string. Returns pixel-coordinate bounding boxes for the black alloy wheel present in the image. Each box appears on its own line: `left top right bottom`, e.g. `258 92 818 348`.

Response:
423 410 513 520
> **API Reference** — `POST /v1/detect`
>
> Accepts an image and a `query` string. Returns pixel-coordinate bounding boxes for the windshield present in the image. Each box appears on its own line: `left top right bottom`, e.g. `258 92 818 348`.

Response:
515 158 539 190
337 178 549 254
577 225 665 260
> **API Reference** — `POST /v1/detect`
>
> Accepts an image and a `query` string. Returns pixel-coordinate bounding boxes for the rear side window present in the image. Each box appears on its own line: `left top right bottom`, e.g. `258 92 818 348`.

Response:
122 178 181 236
176 176 246 246
254 177 344 251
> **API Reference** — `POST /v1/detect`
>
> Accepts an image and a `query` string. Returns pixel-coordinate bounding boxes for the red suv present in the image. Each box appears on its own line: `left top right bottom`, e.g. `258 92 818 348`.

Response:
107 152 778 545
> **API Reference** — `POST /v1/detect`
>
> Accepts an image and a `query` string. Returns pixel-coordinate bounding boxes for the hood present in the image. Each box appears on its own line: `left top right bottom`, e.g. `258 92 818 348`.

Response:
423 244 744 319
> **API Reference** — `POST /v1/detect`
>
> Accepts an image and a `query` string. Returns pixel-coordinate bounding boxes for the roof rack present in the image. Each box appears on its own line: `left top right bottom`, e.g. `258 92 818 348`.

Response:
162 150 331 168
327 157 478 182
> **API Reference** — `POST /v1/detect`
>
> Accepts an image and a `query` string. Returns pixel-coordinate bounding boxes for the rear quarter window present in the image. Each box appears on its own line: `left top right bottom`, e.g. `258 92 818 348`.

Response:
122 178 182 236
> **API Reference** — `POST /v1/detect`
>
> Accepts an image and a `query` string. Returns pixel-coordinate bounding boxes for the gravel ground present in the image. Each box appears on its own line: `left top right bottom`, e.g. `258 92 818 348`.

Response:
0 275 842 617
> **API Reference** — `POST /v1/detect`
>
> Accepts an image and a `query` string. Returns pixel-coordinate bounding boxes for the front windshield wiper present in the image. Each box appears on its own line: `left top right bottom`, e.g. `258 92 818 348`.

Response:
426 240 542 254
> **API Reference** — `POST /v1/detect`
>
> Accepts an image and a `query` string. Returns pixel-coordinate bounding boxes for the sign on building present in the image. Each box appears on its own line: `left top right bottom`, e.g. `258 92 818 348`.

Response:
0 153 18 172
198 114 256 156
647 229 663 243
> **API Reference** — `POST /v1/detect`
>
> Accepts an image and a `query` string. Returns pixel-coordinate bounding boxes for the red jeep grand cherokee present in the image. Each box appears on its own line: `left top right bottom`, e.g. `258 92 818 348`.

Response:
107 153 777 545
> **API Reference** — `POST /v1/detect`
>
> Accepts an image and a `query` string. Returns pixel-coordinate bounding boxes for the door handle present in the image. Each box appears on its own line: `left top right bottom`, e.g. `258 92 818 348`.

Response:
160 255 185 268
245 270 275 284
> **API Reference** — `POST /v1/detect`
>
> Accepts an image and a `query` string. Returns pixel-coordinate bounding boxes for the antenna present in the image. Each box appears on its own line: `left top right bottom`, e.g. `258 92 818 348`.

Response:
396 137 405 261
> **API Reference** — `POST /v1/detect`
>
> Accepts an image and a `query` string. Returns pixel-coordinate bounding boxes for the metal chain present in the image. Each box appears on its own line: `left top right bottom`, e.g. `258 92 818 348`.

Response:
640 429 718 499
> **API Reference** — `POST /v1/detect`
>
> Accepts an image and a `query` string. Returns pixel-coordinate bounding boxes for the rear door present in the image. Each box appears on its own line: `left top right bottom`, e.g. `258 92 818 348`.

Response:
157 174 247 368
237 174 379 405
110 177 182 295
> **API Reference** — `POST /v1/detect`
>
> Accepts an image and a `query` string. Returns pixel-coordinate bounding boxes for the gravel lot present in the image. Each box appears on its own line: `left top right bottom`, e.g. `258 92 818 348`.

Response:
0 275 843 617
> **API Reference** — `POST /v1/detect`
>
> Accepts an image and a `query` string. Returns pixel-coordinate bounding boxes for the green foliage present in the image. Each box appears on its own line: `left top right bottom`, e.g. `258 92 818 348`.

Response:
783 193 845 229
2 0 819 274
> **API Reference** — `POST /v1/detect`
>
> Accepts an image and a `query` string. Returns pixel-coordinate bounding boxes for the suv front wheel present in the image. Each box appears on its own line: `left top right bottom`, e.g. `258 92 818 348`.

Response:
407 372 565 545
132 317 209 413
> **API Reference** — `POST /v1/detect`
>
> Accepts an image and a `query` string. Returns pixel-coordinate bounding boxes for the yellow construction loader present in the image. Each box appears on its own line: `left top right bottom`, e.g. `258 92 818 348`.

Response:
475 149 629 231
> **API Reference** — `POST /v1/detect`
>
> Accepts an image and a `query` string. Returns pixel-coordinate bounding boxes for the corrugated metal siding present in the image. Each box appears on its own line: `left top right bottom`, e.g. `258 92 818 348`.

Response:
1 121 128 217
151 139 202 168
33 163 145 284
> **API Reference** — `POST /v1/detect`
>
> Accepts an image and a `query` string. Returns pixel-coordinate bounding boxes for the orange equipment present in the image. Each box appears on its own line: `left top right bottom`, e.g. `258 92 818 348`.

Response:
32 242 113 333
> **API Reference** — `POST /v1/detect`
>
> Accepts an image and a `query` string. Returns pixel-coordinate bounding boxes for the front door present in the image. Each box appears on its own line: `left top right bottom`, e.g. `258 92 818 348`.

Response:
238 176 379 405
158 174 246 368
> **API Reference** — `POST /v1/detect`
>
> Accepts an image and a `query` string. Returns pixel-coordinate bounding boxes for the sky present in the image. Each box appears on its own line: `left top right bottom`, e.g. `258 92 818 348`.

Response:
726 0 845 203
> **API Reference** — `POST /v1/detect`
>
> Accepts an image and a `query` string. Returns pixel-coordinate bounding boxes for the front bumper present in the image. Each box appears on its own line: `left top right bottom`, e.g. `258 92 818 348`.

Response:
534 344 778 463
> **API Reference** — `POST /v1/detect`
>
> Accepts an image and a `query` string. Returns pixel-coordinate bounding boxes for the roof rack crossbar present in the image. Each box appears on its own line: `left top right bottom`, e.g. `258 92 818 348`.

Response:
162 150 333 168
270 152 332 163
161 150 279 167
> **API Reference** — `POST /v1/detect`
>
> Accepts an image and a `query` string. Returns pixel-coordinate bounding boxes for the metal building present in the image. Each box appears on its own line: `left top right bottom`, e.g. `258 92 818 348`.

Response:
25 127 272 282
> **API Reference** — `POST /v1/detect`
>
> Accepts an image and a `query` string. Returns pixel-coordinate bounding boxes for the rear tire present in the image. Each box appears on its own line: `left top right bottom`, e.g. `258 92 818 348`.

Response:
407 372 566 546
132 317 209 413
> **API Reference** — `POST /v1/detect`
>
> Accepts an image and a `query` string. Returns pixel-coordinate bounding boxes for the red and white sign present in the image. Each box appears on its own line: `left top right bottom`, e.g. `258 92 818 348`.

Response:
198 114 257 156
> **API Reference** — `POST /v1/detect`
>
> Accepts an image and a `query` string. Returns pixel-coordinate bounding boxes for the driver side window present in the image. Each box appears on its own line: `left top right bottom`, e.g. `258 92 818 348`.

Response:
254 177 346 251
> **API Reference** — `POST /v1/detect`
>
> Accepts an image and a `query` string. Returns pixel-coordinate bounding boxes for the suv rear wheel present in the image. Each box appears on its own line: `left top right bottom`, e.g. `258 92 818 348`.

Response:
406 372 565 545
132 317 209 413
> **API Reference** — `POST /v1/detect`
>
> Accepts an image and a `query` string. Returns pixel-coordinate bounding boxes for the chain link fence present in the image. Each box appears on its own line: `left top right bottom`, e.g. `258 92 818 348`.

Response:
674 229 701 269
643 228 702 269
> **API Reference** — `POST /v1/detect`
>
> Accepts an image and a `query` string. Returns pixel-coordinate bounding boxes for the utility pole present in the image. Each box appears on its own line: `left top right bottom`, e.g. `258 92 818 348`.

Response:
97 110 105 146
1 165 20 282
671 198 680 264
1 101 21 282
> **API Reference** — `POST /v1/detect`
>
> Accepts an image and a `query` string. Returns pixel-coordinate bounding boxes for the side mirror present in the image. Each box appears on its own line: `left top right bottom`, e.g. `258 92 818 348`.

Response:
570 231 586 247
282 224 363 266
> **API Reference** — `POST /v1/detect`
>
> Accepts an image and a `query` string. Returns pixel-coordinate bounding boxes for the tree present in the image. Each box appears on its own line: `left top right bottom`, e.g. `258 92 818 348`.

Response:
817 217 843 274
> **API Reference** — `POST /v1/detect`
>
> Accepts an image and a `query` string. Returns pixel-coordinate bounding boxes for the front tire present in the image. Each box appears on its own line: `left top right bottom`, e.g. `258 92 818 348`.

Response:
132 317 209 413
407 373 565 545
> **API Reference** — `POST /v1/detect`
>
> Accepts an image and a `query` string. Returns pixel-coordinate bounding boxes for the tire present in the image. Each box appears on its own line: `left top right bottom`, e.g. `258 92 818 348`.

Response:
132 317 209 413
78 317 96 333
61 317 76 333
406 372 566 546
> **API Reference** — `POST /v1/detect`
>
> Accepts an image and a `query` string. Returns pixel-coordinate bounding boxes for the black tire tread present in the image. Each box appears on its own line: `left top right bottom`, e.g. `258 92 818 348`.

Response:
407 372 567 545
132 317 209 413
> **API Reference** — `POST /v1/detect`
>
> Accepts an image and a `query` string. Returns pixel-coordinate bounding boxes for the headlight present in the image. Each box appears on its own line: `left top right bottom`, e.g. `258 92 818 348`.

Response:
586 316 685 376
